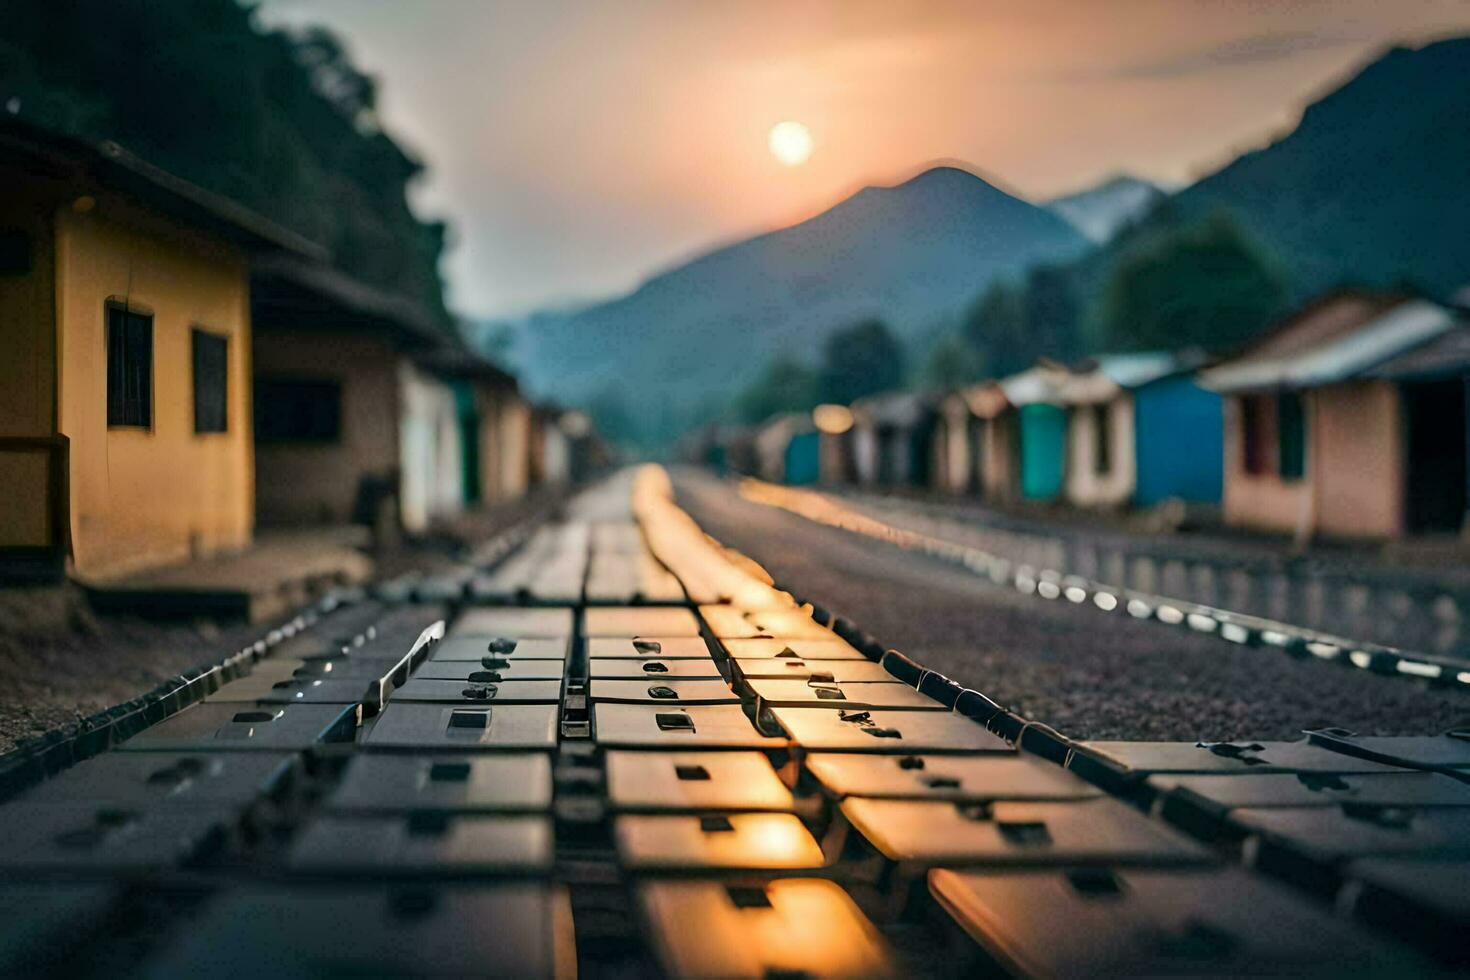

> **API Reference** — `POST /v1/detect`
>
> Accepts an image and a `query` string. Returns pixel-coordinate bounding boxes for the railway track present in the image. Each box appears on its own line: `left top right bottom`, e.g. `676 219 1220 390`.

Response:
0 466 1464 977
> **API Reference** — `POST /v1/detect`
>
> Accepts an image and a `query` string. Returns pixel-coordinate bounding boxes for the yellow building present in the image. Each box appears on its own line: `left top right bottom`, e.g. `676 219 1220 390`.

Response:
0 121 315 580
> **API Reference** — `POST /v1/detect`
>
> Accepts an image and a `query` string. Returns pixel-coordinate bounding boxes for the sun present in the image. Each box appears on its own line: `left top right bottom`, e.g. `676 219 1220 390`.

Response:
768 121 813 166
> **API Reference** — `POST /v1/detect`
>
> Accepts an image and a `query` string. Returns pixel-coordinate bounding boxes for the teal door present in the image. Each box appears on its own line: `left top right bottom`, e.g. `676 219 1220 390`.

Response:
1019 404 1066 501
785 431 820 485
452 381 482 505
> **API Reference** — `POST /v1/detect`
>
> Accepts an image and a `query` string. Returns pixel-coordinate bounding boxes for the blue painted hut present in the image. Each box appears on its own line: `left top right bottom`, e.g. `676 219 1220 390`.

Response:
754 413 820 485
1133 367 1224 507
1057 352 1222 509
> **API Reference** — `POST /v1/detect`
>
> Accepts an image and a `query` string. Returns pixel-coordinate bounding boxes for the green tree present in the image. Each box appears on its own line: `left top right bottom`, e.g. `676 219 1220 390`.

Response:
0 1 451 325
1022 263 1081 363
1099 211 1289 352
923 331 986 388
961 280 1031 376
819 319 905 404
733 356 818 424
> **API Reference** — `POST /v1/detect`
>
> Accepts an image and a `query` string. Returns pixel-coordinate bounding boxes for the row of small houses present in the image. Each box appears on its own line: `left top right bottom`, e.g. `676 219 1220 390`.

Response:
705 288 1470 541
0 119 598 582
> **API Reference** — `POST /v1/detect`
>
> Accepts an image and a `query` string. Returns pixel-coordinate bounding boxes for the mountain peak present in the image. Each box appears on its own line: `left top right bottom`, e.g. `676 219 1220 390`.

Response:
867 163 1003 196
518 157 1088 446
1047 174 1165 244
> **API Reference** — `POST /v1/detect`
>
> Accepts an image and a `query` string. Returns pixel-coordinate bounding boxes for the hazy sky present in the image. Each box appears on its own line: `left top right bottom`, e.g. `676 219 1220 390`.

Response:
255 1 1470 318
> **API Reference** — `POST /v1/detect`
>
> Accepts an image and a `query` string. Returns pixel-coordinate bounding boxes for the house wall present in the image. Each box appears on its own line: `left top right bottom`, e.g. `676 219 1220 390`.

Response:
56 205 253 579
1134 377 1223 506
1065 395 1135 508
0 177 60 548
979 414 1016 503
852 425 879 486
252 331 402 525
541 420 571 485
496 395 531 500
754 422 790 483
1314 380 1403 538
1222 383 1403 538
935 400 971 494
1018 404 1067 501
472 382 515 505
1221 394 1311 534
818 431 852 484
398 362 463 533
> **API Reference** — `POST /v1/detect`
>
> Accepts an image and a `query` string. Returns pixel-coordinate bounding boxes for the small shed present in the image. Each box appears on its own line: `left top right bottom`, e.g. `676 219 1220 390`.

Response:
850 391 937 488
1000 364 1071 503
930 383 1015 498
931 389 973 495
558 410 603 484
812 404 860 485
754 413 818 485
416 342 521 510
529 403 572 487
1057 352 1220 510
965 383 1017 503
1132 361 1224 507
1200 289 1462 539
252 256 446 532
398 359 464 534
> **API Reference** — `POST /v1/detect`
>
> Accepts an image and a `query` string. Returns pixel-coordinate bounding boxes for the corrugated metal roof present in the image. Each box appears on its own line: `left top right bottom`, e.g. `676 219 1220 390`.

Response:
1200 299 1457 393
1367 325 1470 380
1095 352 1181 389
999 364 1070 406
1058 352 1180 404
1214 289 1407 364
852 390 931 427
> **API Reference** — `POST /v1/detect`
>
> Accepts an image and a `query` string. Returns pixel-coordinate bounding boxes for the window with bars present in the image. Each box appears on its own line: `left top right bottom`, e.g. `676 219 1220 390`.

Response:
106 304 152 428
192 329 229 434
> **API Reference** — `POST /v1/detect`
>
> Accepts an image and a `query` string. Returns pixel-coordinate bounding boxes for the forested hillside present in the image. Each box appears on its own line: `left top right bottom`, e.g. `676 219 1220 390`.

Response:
0 0 449 323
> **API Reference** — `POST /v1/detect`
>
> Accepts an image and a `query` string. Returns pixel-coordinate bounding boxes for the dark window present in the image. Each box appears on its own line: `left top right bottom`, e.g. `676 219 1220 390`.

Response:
1277 392 1306 481
1241 395 1272 476
1093 404 1111 475
254 378 342 444
106 305 152 428
192 329 228 433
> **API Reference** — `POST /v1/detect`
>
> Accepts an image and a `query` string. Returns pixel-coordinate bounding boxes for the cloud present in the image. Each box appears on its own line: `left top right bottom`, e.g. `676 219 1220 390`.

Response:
1092 31 1369 80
